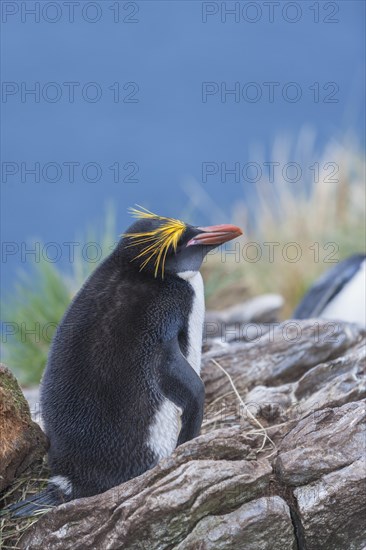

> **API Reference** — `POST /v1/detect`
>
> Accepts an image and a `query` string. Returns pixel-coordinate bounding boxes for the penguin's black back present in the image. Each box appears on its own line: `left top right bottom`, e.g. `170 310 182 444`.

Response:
41 253 194 498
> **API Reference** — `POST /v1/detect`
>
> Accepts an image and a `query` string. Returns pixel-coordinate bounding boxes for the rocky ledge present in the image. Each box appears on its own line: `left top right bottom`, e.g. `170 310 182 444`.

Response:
0 364 48 493
1 318 365 550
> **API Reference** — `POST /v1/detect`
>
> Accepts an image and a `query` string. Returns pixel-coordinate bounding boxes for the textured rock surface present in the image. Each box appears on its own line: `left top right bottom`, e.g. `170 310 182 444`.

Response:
204 294 284 341
294 458 366 550
275 401 365 486
20 432 272 550
175 496 296 550
201 319 363 401
0 364 48 493
13 319 366 549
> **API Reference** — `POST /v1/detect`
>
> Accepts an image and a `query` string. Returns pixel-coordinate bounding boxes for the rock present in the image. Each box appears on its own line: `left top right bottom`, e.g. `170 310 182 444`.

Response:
293 340 366 413
244 384 295 424
275 400 365 486
206 293 284 324
0 364 48 492
9 319 366 550
176 496 296 550
204 294 284 340
21 432 272 549
294 458 366 550
237 339 365 427
202 319 363 402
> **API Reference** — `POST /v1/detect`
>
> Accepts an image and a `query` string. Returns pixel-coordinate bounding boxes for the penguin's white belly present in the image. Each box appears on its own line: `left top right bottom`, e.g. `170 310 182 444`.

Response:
321 260 366 327
178 270 205 374
148 399 181 460
148 271 205 461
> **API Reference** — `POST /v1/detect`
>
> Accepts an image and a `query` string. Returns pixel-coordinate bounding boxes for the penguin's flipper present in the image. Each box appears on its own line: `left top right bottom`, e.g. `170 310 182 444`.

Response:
293 254 366 319
1 484 64 518
158 338 205 446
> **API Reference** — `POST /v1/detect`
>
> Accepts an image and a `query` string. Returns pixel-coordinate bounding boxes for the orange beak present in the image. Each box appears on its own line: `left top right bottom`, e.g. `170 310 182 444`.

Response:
187 224 243 246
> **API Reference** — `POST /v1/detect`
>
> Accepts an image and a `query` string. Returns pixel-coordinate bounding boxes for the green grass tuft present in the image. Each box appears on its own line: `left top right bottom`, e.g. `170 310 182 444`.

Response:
2 204 117 385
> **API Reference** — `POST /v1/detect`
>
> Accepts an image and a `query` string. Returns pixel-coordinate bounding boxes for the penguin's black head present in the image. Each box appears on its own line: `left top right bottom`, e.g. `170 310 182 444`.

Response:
117 207 242 279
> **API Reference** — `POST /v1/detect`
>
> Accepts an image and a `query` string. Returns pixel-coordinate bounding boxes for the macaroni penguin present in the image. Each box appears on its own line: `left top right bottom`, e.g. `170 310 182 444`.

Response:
7 206 242 516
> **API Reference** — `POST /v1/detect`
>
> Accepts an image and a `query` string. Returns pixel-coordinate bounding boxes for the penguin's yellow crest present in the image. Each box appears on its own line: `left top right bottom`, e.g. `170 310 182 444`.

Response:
122 206 186 278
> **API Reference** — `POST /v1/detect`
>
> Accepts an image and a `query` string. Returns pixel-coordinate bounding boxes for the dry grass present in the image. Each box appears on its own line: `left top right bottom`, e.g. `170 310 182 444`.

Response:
0 460 49 549
191 134 365 317
209 359 275 453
